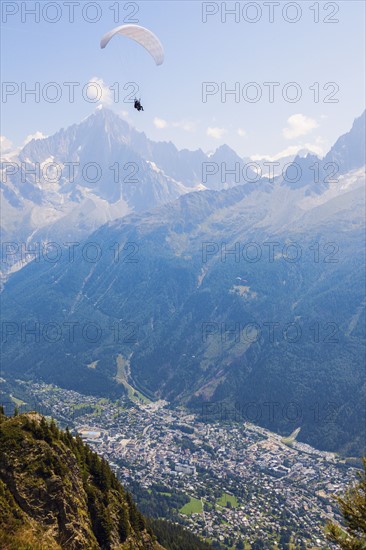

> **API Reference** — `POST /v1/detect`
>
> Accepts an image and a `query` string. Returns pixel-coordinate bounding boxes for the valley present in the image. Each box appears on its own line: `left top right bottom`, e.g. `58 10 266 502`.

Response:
2 379 359 549
1 6 365 549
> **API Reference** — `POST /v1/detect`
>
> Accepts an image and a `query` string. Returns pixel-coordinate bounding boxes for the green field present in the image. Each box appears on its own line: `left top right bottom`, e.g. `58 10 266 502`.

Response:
217 492 238 508
281 427 301 446
10 395 26 407
115 355 152 404
179 496 203 515
71 402 94 411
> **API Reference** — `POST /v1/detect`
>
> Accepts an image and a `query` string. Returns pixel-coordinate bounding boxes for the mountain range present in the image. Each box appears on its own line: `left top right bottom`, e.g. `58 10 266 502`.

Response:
1 110 365 456
1 107 257 278
4 108 363 275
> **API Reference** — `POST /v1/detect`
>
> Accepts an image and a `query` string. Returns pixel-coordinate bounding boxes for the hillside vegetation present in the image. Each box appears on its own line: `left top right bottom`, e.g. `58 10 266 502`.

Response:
0 409 162 549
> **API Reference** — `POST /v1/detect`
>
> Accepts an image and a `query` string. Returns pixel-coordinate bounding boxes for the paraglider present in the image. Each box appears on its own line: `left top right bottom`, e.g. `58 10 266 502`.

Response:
100 24 164 113
100 24 164 65
134 98 144 112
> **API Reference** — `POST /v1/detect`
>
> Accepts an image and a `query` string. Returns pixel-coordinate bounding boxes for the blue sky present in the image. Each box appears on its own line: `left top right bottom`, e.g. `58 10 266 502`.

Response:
1 0 365 158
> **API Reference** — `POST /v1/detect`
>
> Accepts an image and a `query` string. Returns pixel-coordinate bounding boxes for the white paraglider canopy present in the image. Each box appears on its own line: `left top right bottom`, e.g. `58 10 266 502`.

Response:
100 24 164 66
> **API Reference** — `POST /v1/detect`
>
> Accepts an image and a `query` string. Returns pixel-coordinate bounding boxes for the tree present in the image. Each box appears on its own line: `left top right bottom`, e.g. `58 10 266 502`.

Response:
280 529 291 545
50 418 58 436
251 540 265 549
326 457 366 549
118 505 130 542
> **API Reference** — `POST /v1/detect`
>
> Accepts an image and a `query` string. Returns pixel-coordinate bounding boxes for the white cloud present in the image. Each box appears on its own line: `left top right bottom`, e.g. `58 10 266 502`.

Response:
88 76 113 106
282 114 318 139
0 135 13 153
23 131 47 145
153 117 168 129
251 139 327 162
152 118 197 132
304 143 326 157
207 127 227 139
251 145 307 161
172 120 197 132
237 128 247 138
307 135 329 158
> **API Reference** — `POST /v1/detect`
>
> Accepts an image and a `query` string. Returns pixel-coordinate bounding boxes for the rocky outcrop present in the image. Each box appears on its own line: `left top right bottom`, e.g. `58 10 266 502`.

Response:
0 411 163 549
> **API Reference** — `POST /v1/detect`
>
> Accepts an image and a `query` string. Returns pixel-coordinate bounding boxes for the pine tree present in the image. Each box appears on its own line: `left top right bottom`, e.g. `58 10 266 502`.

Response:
64 426 72 445
118 505 130 542
326 457 366 549
50 418 58 436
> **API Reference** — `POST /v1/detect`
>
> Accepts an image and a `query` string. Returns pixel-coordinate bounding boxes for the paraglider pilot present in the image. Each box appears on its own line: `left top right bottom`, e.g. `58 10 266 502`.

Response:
134 98 144 111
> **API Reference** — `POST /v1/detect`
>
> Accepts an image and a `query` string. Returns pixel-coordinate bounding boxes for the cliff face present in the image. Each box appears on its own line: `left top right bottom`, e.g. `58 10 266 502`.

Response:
0 411 163 550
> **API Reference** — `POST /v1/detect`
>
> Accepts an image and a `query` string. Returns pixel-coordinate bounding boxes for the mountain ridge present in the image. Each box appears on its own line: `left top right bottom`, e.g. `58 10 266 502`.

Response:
0 409 164 549
2 109 364 278
1 110 365 454
1 159 365 453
